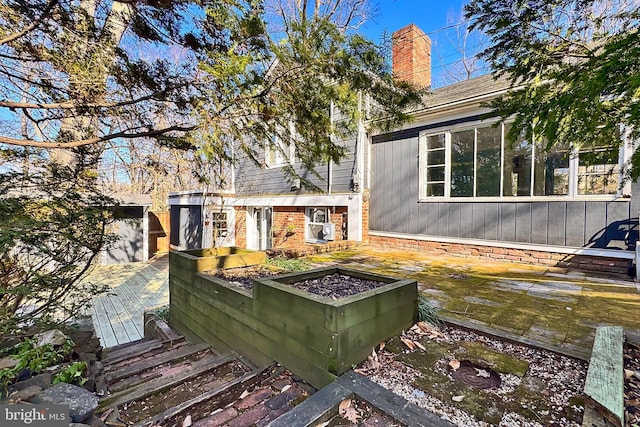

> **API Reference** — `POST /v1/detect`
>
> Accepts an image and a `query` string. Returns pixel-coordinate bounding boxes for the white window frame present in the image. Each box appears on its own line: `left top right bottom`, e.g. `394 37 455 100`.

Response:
418 121 626 201
306 207 330 243
265 122 296 168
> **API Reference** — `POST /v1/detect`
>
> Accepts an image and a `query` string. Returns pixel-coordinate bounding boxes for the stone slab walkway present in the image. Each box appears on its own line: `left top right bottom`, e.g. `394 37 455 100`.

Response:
307 244 640 355
85 259 168 347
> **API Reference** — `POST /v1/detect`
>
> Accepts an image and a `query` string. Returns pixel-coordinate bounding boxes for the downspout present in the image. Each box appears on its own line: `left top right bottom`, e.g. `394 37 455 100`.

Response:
328 101 334 194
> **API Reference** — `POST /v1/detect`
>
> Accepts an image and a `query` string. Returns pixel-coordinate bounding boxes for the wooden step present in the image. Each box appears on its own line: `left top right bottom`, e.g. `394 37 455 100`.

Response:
583 326 624 427
98 352 237 410
138 365 273 427
105 343 211 383
103 339 164 364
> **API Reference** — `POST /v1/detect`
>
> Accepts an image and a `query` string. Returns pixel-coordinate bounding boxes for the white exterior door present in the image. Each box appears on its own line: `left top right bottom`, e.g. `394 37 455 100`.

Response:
248 207 272 250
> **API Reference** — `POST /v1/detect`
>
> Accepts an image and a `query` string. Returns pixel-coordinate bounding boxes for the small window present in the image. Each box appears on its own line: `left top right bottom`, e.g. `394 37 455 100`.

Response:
423 134 446 197
265 125 296 167
307 207 330 242
211 212 228 238
577 143 620 195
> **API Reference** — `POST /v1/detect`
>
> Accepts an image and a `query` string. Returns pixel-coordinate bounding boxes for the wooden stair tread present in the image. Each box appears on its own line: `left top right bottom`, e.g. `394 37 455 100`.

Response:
98 352 237 410
105 342 211 383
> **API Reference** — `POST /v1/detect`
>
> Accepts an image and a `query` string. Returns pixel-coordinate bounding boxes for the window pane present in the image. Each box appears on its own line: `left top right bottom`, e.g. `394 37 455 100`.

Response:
476 125 501 196
426 183 444 197
578 144 619 195
427 134 445 150
426 166 444 182
533 141 569 196
428 149 446 165
503 124 532 196
450 129 475 197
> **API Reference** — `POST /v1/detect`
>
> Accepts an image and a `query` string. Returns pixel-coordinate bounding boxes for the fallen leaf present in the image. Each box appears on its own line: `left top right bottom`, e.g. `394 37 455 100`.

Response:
379 341 385 352
239 389 250 399
339 399 351 414
626 369 635 379
475 368 490 378
401 338 416 350
281 384 291 393
414 341 427 351
343 406 361 423
449 359 460 370
452 395 465 402
182 414 192 427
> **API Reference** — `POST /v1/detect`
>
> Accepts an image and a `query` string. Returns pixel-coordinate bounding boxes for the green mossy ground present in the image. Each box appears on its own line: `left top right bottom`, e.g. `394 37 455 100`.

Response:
307 246 640 352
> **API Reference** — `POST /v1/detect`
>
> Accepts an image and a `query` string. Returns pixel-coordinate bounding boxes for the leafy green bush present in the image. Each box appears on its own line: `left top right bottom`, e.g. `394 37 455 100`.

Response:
0 337 74 391
53 361 87 385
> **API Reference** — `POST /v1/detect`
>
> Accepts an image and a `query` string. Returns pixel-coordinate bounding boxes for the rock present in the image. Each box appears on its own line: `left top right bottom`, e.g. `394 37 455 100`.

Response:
31 382 98 423
8 373 52 394
34 329 70 347
0 385 43 404
0 356 17 369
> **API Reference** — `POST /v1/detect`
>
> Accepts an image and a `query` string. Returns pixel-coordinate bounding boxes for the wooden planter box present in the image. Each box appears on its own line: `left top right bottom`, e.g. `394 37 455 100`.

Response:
170 252 417 388
178 247 266 270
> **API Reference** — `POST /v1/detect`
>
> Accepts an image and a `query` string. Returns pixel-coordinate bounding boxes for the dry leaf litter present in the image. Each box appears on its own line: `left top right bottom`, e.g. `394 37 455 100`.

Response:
356 322 587 427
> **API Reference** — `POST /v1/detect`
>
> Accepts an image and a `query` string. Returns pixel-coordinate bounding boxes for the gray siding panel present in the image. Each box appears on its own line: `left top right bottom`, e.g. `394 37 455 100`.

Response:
565 202 586 247
530 203 548 245
484 204 499 241
547 202 566 246
470 203 485 239
437 203 449 236
460 204 474 238
426 203 438 235
500 204 516 242
515 203 532 243
448 203 461 237
585 201 607 248
604 201 631 250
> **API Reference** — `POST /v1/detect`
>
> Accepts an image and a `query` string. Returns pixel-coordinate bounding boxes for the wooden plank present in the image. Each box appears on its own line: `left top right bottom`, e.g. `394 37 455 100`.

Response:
565 201 586 247
92 301 118 348
530 202 548 245
583 326 624 427
470 203 485 240
108 293 142 341
515 202 531 243
484 203 499 241
98 352 237 410
141 366 272 427
105 343 210 383
499 203 516 242
268 382 353 427
103 339 163 364
338 372 456 427
102 296 130 345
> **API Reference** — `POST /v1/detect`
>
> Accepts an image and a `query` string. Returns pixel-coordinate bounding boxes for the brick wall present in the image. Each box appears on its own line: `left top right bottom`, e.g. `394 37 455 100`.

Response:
392 24 431 88
235 206 349 250
361 194 370 243
234 207 246 248
369 235 632 276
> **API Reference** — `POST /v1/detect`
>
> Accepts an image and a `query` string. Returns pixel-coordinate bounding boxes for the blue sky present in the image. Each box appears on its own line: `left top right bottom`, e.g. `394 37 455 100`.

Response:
357 0 488 87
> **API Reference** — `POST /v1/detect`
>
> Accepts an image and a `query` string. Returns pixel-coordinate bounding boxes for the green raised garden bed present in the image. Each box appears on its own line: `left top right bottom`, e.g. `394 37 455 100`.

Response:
178 246 266 270
169 251 418 388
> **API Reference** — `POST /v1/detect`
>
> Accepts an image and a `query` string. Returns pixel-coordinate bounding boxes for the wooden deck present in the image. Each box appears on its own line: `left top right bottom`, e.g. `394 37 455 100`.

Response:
86 262 169 348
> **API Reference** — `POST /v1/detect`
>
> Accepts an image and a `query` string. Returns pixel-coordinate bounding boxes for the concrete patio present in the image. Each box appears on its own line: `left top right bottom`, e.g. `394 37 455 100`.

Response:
86 245 640 356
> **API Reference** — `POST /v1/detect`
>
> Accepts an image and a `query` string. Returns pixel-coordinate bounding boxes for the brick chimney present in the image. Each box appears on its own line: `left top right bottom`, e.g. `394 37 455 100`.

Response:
392 24 431 88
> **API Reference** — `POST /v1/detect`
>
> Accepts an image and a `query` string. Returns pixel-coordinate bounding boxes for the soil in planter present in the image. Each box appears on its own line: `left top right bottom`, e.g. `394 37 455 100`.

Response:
290 273 386 299
357 323 586 426
118 360 250 424
208 266 275 291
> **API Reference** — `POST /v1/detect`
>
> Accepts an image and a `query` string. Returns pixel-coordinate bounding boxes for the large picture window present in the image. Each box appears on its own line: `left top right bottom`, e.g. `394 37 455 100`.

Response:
419 122 622 199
